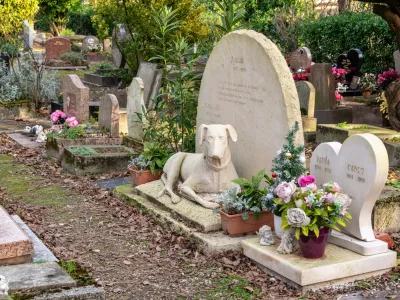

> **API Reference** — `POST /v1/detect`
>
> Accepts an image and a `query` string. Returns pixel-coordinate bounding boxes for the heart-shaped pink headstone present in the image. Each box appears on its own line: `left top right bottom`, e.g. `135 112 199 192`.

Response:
310 134 388 241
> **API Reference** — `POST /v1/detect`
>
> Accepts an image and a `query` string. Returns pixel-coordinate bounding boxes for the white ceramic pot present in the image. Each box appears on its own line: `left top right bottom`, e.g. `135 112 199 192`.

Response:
274 215 283 239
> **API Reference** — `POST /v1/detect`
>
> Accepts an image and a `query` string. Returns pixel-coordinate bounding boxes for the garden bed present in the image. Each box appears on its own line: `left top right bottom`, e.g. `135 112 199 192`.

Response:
316 124 398 144
46 135 123 160
61 145 137 175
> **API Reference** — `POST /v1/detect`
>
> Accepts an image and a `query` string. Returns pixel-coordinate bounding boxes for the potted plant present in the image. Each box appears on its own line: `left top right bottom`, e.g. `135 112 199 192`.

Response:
128 143 171 186
86 44 103 61
275 179 352 259
359 73 377 98
215 169 274 237
263 121 306 238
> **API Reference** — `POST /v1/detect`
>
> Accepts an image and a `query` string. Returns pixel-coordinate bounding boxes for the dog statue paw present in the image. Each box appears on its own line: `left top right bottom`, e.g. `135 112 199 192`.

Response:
158 124 239 209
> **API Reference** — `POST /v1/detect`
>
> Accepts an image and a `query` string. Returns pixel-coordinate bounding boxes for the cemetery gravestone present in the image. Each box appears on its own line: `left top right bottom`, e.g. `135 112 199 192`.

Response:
296 81 317 132
310 63 336 111
82 35 100 52
136 62 162 110
394 50 400 73
290 47 312 72
127 77 145 141
23 20 33 50
310 134 389 254
112 24 127 68
99 94 120 137
196 30 303 180
46 37 71 60
63 75 90 123
337 49 363 86
103 39 112 53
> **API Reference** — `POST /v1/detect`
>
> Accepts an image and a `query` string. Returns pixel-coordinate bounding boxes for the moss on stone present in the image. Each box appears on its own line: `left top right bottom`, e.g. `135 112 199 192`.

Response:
0 100 30 108
0 155 72 208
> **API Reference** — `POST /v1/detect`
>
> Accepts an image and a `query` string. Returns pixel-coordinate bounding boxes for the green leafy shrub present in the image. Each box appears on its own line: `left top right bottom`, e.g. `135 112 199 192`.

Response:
58 52 87 66
59 28 75 36
128 143 172 174
0 61 20 101
67 5 96 35
296 11 397 74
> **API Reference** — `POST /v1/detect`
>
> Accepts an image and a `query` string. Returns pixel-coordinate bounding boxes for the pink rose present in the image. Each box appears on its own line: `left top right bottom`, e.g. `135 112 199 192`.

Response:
298 175 316 187
66 117 79 127
323 193 334 205
274 181 296 203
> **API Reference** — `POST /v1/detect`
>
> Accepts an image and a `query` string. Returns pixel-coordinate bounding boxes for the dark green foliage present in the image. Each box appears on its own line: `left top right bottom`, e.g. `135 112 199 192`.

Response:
34 11 50 31
141 143 173 175
231 169 267 219
296 11 397 74
58 51 87 66
67 5 96 35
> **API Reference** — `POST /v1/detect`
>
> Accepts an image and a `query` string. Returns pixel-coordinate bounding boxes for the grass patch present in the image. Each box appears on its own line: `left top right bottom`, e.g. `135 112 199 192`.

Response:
197 275 261 300
60 260 96 286
0 155 72 207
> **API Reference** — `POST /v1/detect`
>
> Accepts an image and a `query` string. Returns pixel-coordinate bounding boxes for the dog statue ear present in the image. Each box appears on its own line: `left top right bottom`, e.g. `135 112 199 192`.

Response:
226 124 238 142
199 124 208 145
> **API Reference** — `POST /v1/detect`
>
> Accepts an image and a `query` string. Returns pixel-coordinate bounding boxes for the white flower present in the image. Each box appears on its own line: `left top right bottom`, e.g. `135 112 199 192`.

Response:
266 193 274 200
299 155 306 164
287 208 310 228
274 181 296 203
295 200 304 208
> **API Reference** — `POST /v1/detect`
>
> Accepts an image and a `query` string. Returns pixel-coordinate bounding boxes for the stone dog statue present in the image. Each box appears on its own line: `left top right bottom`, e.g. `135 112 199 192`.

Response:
158 124 238 209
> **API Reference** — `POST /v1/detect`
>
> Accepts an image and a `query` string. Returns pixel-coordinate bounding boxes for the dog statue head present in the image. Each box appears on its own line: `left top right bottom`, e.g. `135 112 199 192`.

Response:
199 124 237 160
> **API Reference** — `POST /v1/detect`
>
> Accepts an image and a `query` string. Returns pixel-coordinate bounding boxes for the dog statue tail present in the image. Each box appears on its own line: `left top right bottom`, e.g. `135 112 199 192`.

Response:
157 152 187 203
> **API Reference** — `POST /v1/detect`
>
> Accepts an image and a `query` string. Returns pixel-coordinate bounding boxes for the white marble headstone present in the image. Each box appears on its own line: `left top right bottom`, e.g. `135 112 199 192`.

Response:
196 30 303 180
310 134 389 254
127 77 145 141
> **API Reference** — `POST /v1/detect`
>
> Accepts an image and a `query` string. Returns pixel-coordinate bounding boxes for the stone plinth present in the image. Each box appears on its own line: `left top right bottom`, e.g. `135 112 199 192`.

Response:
301 117 317 132
242 238 396 290
0 207 33 265
314 107 352 124
133 180 222 232
115 184 255 254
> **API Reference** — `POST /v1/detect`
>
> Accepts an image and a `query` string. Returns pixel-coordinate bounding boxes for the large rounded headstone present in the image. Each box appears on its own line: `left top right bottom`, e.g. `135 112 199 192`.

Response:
196 30 304 180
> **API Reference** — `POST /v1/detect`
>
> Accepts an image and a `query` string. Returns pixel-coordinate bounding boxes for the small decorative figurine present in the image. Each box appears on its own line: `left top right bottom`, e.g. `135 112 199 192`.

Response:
36 131 47 143
257 225 275 246
0 275 9 298
277 228 298 254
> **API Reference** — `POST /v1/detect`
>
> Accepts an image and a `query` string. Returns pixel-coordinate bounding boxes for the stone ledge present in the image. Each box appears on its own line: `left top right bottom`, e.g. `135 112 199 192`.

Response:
242 238 396 291
115 185 254 254
33 286 105 300
131 181 222 232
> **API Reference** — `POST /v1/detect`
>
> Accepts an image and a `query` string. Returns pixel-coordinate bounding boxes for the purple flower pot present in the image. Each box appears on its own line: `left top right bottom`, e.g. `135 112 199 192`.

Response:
298 227 331 259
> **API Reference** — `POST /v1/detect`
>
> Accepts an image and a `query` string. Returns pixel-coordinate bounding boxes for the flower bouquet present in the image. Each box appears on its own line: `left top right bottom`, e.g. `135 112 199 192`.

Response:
359 73 376 95
275 177 352 258
378 68 399 90
332 67 347 82
50 110 66 125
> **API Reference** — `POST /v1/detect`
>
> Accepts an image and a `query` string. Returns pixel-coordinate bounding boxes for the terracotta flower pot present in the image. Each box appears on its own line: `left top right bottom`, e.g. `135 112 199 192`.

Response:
129 167 162 186
298 227 331 259
362 90 372 98
219 210 274 237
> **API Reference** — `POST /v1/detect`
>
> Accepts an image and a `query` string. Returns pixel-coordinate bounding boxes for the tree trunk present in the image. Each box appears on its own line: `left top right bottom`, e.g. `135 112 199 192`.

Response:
49 21 59 37
338 0 350 12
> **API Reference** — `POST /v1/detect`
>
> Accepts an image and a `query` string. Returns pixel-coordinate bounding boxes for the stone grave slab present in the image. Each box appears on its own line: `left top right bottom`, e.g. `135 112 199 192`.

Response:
310 133 389 255
63 75 90 123
98 94 120 137
136 62 162 109
133 180 221 232
310 63 336 111
46 136 122 161
0 262 75 292
127 77 145 142
23 20 33 50
0 206 33 265
316 124 399 144
7 133 41 148
296 81 317 133
115 184 255 254
45 37 71 60
33 286 105 300
242 237 396 291
82 35 99 52
290 47 312 72
61 145 137 175
12 215 58 263
196 29 303 181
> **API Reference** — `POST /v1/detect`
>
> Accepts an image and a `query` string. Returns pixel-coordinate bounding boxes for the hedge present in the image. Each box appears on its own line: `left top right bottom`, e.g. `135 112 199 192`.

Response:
296 11 397 75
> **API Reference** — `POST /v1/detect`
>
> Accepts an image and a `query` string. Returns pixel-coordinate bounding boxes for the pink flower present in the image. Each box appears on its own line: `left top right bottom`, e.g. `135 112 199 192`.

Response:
50 110 66 123
274 181 296 203
335 91 343 101
298 175 316 187
323 193 334 205
66 117 79 127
